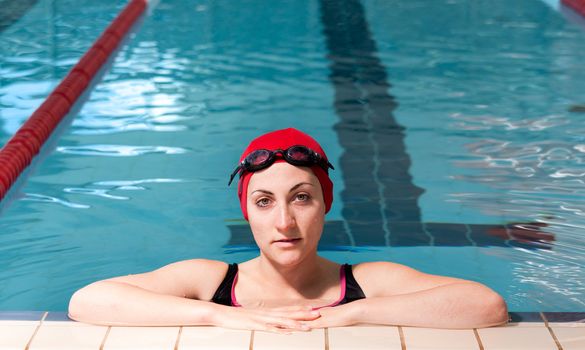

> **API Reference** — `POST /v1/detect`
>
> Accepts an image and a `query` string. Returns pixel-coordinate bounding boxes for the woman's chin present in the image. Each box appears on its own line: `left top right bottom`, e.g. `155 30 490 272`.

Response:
265 252 305 267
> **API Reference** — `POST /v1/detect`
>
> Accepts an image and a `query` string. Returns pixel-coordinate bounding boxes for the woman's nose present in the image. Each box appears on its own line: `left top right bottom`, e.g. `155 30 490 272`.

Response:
275 203 295 231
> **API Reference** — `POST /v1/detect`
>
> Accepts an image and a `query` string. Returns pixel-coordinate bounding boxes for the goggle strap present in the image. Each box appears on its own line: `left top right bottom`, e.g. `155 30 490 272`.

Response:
228 164 243 186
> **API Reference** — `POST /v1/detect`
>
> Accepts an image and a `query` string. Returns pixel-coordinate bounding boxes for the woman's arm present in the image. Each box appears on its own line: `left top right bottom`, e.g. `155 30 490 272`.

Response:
69 279 218 326
307 262 508 329
68 259 320 332
357 282 507 328
68 259 227 326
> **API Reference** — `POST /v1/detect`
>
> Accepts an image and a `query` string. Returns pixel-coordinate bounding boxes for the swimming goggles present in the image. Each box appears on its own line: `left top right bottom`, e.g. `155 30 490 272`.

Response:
228 145 334 185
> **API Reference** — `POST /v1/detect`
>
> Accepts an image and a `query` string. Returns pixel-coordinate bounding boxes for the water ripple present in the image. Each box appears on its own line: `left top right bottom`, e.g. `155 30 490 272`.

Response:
56 145 189 156
92 178 188 192
63 178 187 200
455 139 585 181
21 194 89 209
93 178 186 187
63 188 129 200
450 113 569 131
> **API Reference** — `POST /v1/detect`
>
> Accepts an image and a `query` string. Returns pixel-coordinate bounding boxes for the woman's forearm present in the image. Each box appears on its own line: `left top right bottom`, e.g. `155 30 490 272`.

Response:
68 281 219 326
353 282 508 329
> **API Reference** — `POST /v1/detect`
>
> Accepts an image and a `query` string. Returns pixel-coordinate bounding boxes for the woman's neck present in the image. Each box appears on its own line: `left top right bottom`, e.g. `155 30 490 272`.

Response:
253 254 338 298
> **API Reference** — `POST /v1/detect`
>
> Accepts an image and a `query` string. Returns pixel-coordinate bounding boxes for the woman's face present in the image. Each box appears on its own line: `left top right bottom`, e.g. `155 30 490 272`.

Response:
246 162 326 266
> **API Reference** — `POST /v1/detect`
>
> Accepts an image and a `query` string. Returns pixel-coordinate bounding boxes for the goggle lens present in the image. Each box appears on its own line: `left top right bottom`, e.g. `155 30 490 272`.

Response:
247 150 271 167
286 146 312 164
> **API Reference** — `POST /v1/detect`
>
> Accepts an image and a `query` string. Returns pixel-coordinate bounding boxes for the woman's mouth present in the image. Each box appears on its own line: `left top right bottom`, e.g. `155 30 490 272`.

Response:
273 238 302 246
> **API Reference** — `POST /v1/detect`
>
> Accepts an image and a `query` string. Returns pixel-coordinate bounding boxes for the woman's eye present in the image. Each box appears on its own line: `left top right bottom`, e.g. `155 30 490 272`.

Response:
256 198 271 207
295 193 310 202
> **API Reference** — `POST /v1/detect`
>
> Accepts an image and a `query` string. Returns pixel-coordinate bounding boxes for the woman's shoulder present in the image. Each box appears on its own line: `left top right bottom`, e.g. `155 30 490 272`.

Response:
350 261 428 297
161 258 230 272
159 259 232 295
351 261 473 298
351 261 412 275
111 259 232 300
141 258 230 280
181 259 232 293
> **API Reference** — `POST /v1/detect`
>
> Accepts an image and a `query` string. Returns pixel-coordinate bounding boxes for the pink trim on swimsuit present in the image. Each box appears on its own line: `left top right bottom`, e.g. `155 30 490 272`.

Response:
230 271 242 307
230 265 346 309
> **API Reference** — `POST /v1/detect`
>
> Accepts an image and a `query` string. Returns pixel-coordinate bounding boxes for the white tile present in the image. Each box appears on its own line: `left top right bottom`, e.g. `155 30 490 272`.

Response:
40 321 105 327
402 327 479 350
328 326 401 350
0 324 38 349
102 326 180 350
478 324 557 350
506 322 548 327
28 322 108 350
0 320 40 326
253 329 325 350
178 326 250 349
548 322 585 328
551 325 585 350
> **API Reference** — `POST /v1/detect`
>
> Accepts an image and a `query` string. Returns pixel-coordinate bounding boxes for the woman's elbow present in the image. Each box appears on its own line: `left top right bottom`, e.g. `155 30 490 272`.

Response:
68 283 112 324
479 291 509 327
68 288 90 322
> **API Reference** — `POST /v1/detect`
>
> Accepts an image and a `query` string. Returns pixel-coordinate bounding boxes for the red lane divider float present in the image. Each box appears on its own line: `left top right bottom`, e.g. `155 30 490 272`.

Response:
563 0 585 16
0 0 147 200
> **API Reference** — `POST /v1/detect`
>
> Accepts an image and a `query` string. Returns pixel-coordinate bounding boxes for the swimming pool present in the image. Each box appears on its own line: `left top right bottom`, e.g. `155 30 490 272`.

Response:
1 0 584 313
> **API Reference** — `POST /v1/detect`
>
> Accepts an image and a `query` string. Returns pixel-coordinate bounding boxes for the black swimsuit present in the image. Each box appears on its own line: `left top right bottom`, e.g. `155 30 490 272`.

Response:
211 263 366 308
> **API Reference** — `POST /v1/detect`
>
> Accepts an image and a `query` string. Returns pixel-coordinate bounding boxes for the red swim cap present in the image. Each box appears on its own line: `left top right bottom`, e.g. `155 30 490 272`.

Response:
236 128 333 220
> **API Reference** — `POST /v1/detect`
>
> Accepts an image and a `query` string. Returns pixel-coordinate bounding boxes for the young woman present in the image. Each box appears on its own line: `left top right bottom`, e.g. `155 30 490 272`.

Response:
68 128 508 333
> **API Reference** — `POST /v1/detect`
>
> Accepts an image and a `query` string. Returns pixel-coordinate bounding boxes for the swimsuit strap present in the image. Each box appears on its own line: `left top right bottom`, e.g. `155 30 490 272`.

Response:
210 263 238 306
314 264 366 309
342 263 366 303
210 263 365 307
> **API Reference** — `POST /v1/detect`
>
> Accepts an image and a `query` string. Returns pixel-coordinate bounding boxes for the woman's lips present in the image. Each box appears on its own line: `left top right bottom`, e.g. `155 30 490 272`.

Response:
273 238 302 245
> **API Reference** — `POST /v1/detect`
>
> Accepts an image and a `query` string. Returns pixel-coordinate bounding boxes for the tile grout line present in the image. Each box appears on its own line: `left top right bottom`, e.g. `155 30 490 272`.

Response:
249 330 254 350
24 311 47 350
398 326 406 350
174 326 183 350
324 328 329 350
473 328 484 350
99 326 111 350
541 312 564 350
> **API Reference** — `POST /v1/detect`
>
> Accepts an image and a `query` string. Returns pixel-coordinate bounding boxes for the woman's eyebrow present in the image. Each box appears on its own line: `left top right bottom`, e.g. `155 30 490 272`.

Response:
251 183 314 196
289 182 314 192
251 189 273 196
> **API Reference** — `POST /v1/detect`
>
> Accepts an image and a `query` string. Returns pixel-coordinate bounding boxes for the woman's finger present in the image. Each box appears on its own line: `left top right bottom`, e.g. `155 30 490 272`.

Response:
249 308 320 321
263 316 311 332
268 304 314 312
281 309 321 320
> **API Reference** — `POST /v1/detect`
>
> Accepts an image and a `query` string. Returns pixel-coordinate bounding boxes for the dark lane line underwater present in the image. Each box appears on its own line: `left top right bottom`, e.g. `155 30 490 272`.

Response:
319 0 425 246
0 0 38 32
229 0 554 250
318 0 555 249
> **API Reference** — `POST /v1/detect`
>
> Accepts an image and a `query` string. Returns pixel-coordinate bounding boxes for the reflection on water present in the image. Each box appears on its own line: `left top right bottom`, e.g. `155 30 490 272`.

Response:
451 122 585 246
63 178 188 203
21 193 90 209
56 144 189 156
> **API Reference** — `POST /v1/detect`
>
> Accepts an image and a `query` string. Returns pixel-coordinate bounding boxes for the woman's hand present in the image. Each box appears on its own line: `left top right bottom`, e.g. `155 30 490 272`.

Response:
210 305 322 334
304 303 360 329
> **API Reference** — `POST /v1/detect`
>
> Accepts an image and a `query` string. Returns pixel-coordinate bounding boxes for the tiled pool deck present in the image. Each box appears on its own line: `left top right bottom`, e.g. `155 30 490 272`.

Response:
0 312 583 349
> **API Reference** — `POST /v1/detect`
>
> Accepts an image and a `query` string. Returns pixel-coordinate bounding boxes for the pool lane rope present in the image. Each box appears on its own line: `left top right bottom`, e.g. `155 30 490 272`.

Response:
0 0 147 200
563 0 585 17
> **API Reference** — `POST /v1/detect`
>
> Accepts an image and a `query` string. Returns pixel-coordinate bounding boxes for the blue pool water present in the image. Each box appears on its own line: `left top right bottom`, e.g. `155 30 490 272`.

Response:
1 0 584 312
